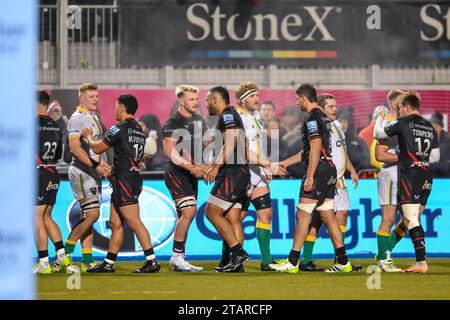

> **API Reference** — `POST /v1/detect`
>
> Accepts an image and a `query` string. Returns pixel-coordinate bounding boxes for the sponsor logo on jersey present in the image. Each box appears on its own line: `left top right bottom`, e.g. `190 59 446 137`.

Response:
223 114 235 126
307 120 319 134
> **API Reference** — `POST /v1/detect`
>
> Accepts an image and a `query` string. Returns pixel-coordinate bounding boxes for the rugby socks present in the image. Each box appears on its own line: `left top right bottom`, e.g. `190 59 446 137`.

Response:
105 252 118 265
65 240 76 255
387 224 407 252
288 249 300 266
256 221 272 265
82 248 94 264
53 240 66 261
335 247 349 265
173 240 186 255
221 241 231 264
301 236 316 264
376 229 391 260
144 247 156 262
409 226 426 262
38 250 50 268
230 243 245 256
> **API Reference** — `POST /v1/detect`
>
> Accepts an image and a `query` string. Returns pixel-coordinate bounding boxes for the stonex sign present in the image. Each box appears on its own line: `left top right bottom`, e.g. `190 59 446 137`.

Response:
186 4 336 42
46 179 450 259
119 0 450 66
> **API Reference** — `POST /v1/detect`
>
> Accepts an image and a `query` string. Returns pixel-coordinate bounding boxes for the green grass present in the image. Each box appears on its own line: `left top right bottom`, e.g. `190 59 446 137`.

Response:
37 258 450 300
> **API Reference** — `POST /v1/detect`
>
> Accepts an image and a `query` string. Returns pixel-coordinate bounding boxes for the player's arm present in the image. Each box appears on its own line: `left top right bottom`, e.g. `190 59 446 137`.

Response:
346 157 359 188
375 143 398 164
303 137 321 192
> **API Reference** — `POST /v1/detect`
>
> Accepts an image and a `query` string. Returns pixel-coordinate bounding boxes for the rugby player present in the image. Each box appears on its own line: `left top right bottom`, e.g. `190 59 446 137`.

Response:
163 85 207 272
375 93 440 273
292 93 361 272
33 90 70 274
270 84 352 273
204 86 251 272
57 83 112 272
83 94 161 273
218 81 284 271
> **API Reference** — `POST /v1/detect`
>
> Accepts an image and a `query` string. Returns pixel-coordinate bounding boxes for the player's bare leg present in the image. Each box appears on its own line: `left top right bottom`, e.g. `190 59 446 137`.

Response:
65 205 100 266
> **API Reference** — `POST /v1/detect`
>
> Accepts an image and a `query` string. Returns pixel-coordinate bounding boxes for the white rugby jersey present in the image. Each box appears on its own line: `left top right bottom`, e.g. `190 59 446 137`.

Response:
331 120 348 184
68 106 104 163
237 107 264 156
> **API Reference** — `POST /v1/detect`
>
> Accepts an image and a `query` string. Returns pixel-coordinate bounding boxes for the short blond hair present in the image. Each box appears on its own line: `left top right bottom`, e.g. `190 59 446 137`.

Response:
175 84 199 98
235 81 259 102
387 89 405 103
79 82 98 97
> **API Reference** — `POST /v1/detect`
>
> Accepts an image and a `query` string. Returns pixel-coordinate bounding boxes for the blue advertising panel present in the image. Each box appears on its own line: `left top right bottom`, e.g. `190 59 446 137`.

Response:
0 0 37 299
47 179 450 260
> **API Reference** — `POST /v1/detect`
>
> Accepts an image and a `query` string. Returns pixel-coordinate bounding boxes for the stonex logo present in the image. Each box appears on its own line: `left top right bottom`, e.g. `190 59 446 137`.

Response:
66 184 177 257
186 4 337 42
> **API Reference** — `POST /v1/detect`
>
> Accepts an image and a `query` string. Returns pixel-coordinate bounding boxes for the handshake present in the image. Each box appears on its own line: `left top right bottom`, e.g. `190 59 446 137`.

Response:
188 162 288 184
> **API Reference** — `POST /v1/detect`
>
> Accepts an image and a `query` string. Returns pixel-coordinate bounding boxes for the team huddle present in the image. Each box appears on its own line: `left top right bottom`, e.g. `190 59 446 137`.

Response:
34 82 440 275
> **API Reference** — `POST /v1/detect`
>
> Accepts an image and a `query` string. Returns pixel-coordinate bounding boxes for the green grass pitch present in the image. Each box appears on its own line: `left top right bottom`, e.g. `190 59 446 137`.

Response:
37 258 450 300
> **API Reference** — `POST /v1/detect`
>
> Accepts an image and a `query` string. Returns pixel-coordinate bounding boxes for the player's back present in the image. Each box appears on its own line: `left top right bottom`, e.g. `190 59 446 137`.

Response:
103 118 146 174
38 115 62 169
395 115 438 169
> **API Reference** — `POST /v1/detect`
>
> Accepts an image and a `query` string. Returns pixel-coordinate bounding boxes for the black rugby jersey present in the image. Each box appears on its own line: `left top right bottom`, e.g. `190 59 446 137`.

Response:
215 107 247 170
301 107 334 168
37 115 62 172
385 114 439 170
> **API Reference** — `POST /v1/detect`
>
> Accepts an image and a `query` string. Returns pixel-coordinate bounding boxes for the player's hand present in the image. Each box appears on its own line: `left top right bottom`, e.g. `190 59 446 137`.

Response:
190 165 207 178
96 162 112 177
270 162 287 176
81 127 93 139
303 176 314 192
204 166 219 184
351 170 359 188
376 105 386 119
263 167 273 183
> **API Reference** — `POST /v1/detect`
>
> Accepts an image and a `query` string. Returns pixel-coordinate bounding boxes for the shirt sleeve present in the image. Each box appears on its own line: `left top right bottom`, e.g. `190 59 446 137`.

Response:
162 119 177 138
384 119 401 137
102 125 121 147
218 112 239 132
67 115 86 139
305 116 321 141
